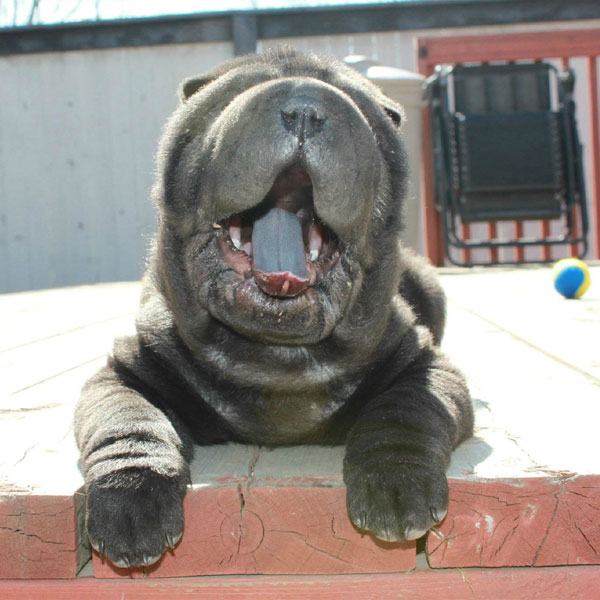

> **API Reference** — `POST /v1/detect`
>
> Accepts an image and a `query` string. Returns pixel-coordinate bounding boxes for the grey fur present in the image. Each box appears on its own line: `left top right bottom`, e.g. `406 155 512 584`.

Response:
75 48 473 567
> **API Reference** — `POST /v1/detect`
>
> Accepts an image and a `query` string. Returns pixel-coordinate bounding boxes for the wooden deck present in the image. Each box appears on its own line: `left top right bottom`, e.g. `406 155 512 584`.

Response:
1 265 599 596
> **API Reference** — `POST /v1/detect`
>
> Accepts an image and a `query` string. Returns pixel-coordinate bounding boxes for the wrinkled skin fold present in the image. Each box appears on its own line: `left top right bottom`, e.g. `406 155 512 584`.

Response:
74 48 473 568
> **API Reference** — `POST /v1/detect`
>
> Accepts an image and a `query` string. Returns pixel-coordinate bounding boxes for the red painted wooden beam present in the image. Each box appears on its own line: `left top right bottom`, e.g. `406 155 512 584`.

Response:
0 394 89 579
514 221 524 262
0 494 84 579
419 66 445 266
418 29 600 66
92 447 415 578
3 566 600 600
587 55 600 258
4 277 598 581
427 475 600 569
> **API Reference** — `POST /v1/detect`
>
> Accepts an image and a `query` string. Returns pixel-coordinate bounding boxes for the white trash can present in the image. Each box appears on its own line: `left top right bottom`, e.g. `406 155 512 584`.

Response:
344 56 427 254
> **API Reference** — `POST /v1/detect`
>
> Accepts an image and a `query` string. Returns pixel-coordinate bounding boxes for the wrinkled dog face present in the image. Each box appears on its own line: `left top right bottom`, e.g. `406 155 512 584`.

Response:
153 49 406 347
76 50 474 569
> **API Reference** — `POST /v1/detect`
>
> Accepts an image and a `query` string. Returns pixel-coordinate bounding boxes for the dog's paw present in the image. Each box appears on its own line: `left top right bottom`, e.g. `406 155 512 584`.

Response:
85 469 186 568
344 459 448 542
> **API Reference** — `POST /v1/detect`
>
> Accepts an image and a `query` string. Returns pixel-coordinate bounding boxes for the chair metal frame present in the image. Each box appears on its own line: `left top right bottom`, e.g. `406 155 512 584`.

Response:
426 61 589 266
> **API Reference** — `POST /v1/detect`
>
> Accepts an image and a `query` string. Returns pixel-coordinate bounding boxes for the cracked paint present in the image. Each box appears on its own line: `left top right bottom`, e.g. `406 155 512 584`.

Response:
0 495 79 578
427 474 600 569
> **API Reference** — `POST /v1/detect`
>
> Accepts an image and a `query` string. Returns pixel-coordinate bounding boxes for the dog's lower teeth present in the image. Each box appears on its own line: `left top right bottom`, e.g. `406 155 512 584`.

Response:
309 222 323 260
230 217 242 249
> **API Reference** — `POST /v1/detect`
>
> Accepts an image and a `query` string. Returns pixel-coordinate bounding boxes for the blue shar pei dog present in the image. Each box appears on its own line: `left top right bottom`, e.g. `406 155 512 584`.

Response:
75 48 473 568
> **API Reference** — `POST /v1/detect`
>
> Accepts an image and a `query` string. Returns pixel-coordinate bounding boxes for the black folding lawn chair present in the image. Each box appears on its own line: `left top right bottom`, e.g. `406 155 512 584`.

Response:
425 62 589 265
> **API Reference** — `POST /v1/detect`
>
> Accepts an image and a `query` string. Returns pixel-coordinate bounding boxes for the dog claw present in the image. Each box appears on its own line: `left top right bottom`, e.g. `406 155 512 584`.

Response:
430 507 447 524
166 531 182 549
382 526 396 542
90 538 105 558
114 554 131 569
403 526 429 541
356 511 367 529
145 553 162 566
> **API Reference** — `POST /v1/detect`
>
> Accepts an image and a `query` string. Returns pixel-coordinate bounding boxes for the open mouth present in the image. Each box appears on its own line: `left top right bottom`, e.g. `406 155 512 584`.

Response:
216 164 340 297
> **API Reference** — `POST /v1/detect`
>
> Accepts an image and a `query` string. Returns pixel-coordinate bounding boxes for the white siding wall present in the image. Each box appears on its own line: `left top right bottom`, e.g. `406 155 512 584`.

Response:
0 41 233 292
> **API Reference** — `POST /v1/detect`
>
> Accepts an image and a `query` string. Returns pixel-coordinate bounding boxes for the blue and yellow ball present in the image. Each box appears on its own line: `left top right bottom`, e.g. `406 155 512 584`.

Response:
552 258 591 299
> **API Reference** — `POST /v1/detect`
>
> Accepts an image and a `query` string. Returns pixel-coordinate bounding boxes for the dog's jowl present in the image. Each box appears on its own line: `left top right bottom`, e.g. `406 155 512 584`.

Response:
74 48 473 568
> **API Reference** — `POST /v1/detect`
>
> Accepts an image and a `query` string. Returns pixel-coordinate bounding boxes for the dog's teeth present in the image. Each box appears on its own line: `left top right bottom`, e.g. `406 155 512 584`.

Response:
229 217 242 250
309 222 323 261
242 241 252 256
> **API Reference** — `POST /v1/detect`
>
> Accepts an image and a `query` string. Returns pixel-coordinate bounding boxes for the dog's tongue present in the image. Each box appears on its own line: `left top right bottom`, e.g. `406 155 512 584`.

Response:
252 207 309 297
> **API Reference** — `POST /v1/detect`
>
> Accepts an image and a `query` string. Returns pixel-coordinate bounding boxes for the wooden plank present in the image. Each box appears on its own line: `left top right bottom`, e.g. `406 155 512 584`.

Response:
587 55 600 259
94 487 414 578
426 477 600 568
418 29 600 66
1 358 102 497
1 314 135 395
442 290 600 478
93 446 415 578
0 359 104 579
3 565 600 599
439 265 600 382
426 275 600 568
2 271 599 578
536 475 600 567
0 280 137 396
0 282 139 352
0 284 136 579
417 60 445 265
514 221 524 262
0 494 84 580
0 281 138 316
1 282 411 580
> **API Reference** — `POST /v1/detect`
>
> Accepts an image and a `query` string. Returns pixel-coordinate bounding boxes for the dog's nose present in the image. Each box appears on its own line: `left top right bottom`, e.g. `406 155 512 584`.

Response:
281 96 327 140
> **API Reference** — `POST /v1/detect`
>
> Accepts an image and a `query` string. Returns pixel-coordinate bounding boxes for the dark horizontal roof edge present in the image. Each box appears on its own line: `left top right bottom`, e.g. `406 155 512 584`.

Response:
0 0 548 35
0 0 598 56
0 12 229 36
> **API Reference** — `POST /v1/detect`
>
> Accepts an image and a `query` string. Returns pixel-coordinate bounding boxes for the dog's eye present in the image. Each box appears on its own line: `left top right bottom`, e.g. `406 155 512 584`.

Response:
384 107 402 127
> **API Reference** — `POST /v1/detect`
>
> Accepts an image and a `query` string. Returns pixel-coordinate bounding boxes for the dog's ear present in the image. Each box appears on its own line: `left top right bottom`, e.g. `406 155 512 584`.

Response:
382 103 403 127
179 75 214 102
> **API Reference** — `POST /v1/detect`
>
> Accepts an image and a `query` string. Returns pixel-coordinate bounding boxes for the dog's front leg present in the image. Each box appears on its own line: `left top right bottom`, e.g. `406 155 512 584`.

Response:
343 346 473 542
74 364 193 568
